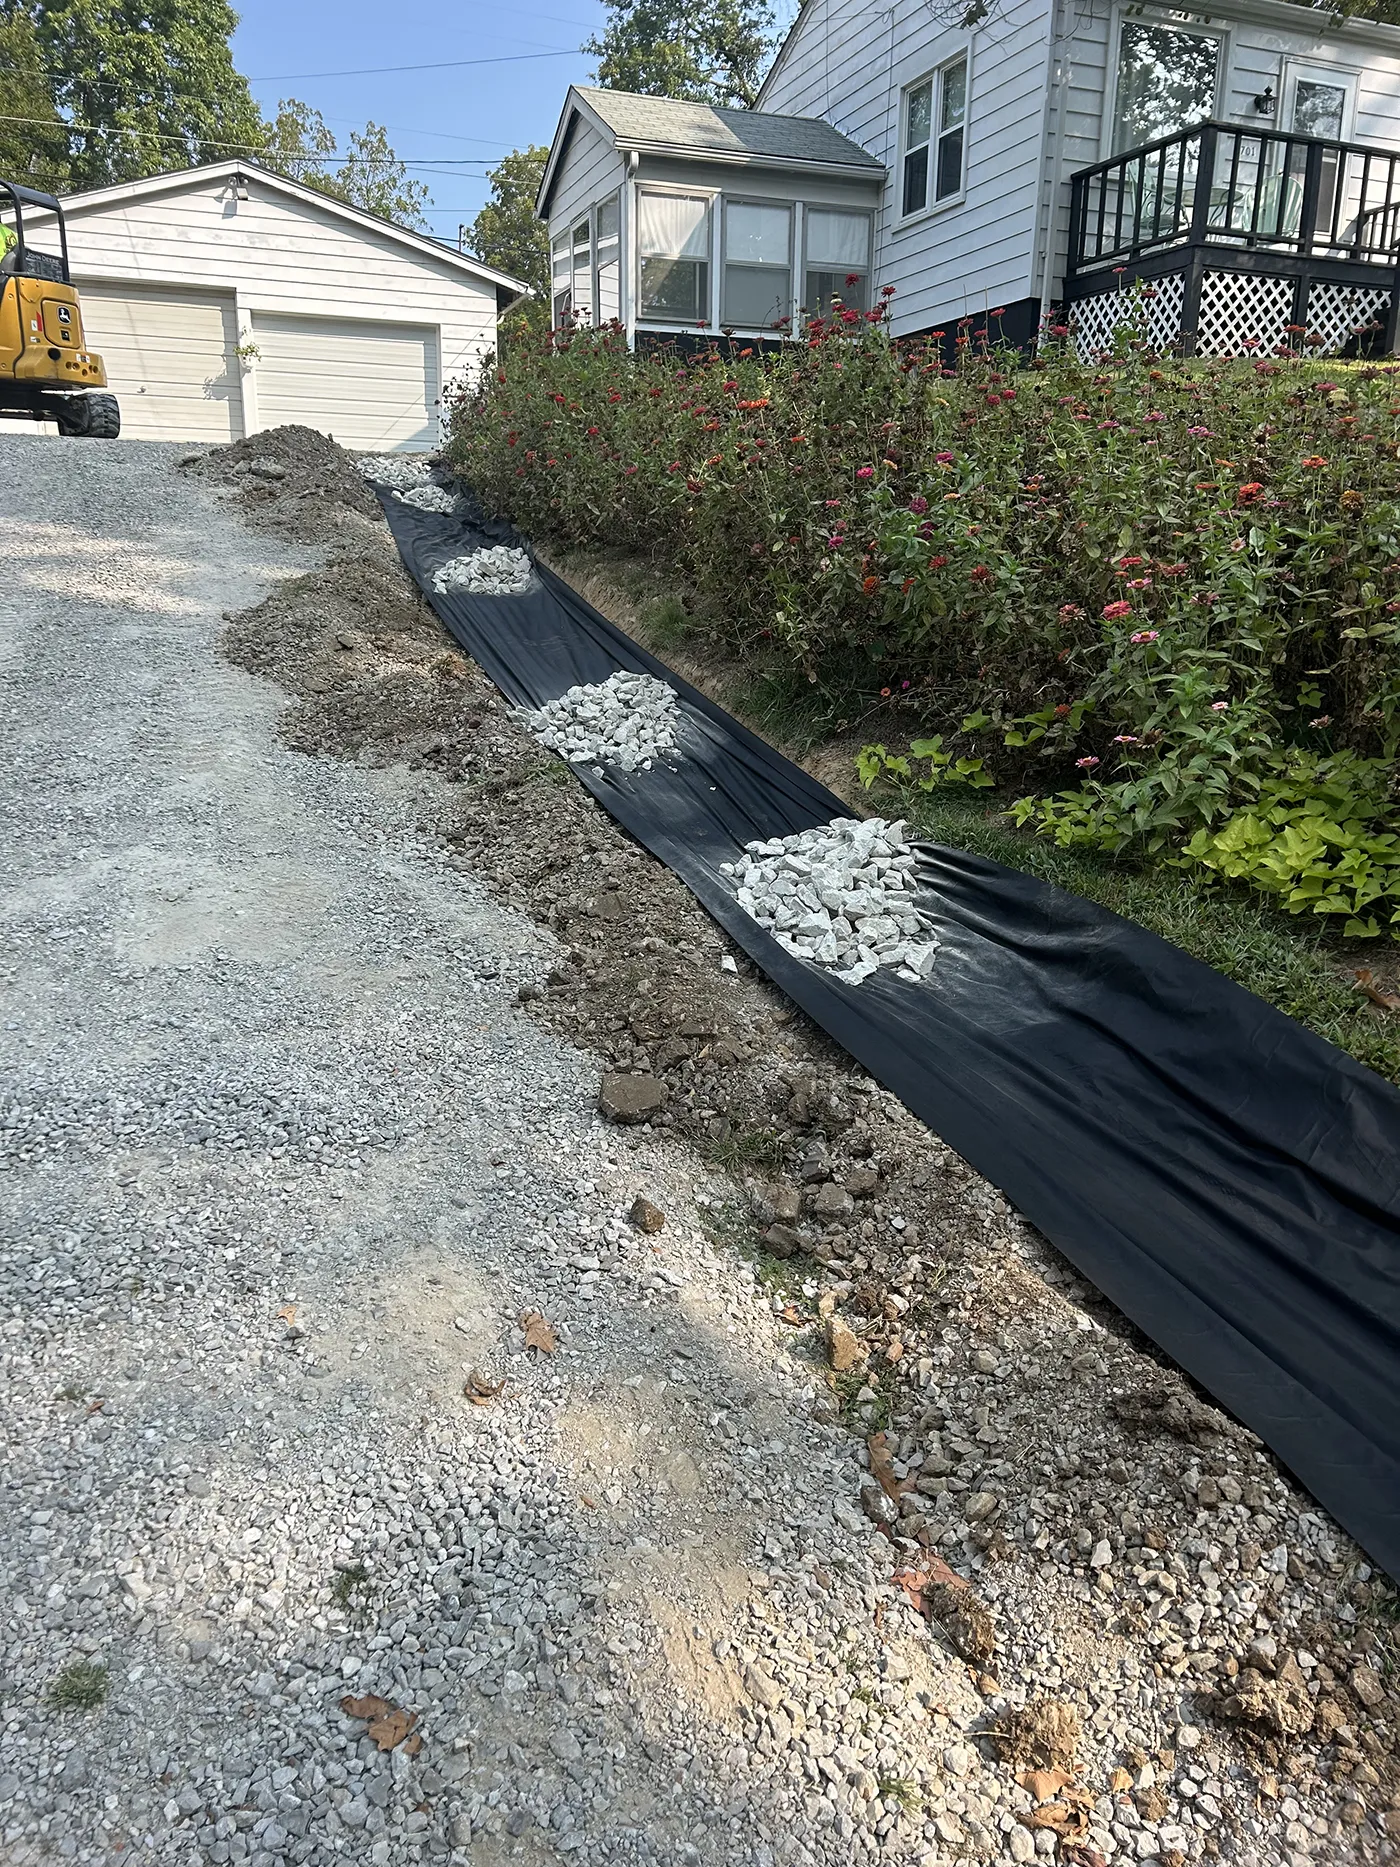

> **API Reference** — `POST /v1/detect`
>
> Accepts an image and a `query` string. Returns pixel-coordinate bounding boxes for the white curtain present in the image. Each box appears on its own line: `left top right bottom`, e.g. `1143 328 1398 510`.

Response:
726 202 791 264
806 210 870 269
638 192 710 259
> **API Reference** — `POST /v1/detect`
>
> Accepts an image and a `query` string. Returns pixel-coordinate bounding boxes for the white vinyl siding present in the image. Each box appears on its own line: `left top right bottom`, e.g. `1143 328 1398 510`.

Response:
251 314 439 452
74 282 241 442
544 111 630 327
758 0 1051 334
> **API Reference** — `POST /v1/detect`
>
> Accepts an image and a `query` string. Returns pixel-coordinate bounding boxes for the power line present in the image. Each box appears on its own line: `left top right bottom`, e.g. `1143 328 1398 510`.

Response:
246 47 579 82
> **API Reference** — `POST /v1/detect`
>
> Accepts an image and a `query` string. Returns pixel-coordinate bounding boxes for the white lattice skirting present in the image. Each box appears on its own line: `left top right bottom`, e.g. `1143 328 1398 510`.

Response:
1073 274 1185 359
1073 271 1392 359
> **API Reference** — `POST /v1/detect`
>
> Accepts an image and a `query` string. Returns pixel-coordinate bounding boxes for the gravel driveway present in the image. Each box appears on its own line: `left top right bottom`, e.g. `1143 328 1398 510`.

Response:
1 435 1393 1867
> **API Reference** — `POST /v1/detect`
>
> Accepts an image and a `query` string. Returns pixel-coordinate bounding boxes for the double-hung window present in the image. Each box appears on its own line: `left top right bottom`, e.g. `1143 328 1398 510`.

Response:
803 209 872 316
551 232 571 327
723 201 792 329
594 192 621 323
637 191 711 323
902 55 968 217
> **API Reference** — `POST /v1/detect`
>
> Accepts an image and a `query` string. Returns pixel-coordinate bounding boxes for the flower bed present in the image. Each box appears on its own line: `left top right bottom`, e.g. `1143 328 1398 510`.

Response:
446 312 1400 939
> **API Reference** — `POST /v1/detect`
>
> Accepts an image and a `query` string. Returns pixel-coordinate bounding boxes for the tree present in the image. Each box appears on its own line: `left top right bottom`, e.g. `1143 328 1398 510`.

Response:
465 145 549 299
259 97 428 229
585 0 776 110
0 10 69 189
23 0 265 189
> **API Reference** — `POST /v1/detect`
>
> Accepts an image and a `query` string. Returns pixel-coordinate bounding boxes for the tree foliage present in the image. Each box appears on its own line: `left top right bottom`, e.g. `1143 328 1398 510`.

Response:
465 144 549 299
585 0 776 110
0 9 69 188
259 98 428 227
21 0 264 188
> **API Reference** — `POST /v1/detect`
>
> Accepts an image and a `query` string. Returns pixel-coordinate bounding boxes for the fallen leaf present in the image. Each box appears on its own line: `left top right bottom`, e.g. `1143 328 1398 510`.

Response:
1354 968 1400 1012
463 1369 505 1406
1060 1849 1109 1867
866 1432 910 1501
341 1693 421 1752
520 1310 558 1354
1020 1784 1094 1841
1110 1767 1133 1794
1022 1767 1074 1803
276 1305 298 1324
779 1303 804 1327
892 1552 968 1616
85 1397 107 1416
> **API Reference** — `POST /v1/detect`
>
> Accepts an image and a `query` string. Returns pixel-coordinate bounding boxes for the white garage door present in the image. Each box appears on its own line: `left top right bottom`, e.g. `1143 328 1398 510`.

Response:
250 313 440 451
76 283 243 443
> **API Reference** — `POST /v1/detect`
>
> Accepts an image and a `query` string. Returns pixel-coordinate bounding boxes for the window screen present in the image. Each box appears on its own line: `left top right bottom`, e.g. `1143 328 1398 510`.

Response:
935 57 967 201
638 192 710 323
903 57 968 215
804 209 871 316
571 219 592 324
594 192 621 324
723 201 792 329
551 232 571 328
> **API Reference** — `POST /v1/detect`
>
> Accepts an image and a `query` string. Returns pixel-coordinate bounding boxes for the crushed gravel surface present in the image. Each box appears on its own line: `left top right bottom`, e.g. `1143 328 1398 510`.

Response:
394 483 459 515
357 456 433 492
724 821 939 985
1 429 1395 1867
523 671 681 774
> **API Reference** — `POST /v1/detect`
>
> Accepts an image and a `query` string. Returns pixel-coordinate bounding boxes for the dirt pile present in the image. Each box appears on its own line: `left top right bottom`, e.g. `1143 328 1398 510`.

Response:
186 424 385 545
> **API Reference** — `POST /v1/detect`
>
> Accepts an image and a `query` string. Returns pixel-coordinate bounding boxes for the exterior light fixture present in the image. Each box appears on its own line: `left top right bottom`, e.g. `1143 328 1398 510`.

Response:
1253 86 1276 117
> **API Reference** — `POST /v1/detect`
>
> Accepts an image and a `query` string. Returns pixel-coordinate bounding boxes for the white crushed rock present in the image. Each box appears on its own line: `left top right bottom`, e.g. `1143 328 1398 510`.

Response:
354 454 432 491
394 481 459 514
522 670 680 774
432 545 534 597
723 817 938 984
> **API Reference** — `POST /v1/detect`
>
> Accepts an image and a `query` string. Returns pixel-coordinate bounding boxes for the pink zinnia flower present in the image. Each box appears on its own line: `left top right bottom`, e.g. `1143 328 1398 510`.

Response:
1211 700 1229 711
1129 630 1159 644
1102 600 1132 620
1075 756 1100 769
856 466 875 479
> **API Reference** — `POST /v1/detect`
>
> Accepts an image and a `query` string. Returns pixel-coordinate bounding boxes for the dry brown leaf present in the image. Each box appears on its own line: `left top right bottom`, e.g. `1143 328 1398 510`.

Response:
341 1693 421 1753
778 1303 804 1327
276 1304 298 1324
1020 1784 1094 1842
1354 968 1400 1012
1022 1767 1074 1803
1110 1767 1134 1794
85 1397 106 1416
866 1432 910 1501
520 1310 558 1354
892 1552 968 1617
463 1368 505 1406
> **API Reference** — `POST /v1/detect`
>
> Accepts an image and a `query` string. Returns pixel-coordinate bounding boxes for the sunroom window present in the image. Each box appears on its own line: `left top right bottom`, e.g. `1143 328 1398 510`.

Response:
594 193 621 324
804 209 872 316
1112 21 1219 152
551 232 571 328
571 218 592 323
903 56 967 217
723 201 792 329
638 191 710 323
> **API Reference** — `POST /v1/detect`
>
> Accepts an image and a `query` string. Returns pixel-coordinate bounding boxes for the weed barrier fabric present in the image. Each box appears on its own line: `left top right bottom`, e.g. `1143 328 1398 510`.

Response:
379 488 1400 1582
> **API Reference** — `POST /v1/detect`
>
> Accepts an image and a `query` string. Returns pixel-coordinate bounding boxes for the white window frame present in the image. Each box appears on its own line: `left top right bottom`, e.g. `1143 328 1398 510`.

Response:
633 184 717 329
593 190 622 326
1282 61 1359 143
721 196 796 333
800 207 874 319
898 49 970 225
1102 9 1228 160
550 228 571 329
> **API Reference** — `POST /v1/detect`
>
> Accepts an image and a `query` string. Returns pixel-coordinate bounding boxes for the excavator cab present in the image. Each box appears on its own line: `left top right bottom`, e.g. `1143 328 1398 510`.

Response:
0 178 119 437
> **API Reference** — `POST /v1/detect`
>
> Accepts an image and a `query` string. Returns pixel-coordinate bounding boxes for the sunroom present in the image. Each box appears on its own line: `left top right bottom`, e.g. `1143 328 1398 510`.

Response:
537 87 885 344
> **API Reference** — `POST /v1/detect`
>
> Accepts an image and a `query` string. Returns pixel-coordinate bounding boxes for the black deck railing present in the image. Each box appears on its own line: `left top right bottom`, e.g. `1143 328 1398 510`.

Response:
1068 120 1400 276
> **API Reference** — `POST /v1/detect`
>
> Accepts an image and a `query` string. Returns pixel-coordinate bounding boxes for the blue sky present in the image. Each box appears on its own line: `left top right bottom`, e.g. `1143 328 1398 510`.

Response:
230 1 801 246
230 0 611 245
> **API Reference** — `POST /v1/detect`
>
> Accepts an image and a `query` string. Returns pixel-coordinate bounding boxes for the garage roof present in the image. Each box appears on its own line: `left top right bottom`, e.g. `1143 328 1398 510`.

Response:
24 159 530 298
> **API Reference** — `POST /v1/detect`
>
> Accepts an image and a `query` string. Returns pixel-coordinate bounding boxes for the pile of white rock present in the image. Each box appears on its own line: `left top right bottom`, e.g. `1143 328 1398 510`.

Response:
355 455 432 491
432 545 534 597
394 481 459 514
522 670 680 774
723 817 938 985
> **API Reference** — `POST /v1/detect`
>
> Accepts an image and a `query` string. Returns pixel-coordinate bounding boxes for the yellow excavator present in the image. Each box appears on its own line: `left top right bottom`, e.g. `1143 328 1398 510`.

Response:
0 178 119 437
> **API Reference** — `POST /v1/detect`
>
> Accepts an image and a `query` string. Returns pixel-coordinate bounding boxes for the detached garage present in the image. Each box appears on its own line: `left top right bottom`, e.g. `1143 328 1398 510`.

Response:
19 162 526 450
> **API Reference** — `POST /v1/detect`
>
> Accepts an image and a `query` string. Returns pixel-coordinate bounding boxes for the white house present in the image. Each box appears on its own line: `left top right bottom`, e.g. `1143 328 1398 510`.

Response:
541 0 1400 358
19 161 527 449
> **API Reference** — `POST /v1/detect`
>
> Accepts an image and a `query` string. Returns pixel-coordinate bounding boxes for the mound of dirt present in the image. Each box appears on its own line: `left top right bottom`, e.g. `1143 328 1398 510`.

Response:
187 423 385 545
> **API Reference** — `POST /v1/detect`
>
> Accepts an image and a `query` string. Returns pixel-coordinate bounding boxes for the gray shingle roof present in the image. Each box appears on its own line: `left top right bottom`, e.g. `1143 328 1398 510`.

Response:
576 87 882 170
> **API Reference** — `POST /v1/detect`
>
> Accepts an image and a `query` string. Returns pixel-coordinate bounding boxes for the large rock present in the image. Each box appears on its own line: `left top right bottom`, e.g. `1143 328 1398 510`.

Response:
598 1073 667 1124
826 1314 868 1374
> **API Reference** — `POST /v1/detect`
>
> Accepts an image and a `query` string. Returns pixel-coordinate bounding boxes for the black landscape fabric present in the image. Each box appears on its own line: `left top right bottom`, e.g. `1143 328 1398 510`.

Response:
380 485 1400 1583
